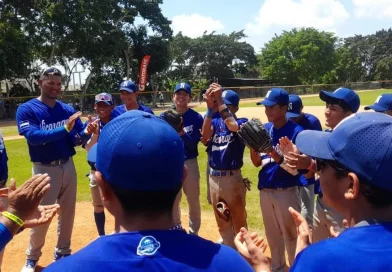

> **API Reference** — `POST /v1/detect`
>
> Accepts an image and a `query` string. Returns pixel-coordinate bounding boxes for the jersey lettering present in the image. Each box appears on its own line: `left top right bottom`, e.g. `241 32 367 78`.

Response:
40 119 67 131
183 125 193 134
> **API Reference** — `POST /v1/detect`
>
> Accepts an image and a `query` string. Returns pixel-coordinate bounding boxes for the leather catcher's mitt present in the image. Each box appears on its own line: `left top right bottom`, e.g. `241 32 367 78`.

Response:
216 201 231 222
161 109 183 133
237 118 272 153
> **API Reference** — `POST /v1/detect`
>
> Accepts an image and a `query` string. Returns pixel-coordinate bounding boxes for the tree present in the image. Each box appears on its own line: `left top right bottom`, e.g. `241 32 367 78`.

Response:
259 27 337 85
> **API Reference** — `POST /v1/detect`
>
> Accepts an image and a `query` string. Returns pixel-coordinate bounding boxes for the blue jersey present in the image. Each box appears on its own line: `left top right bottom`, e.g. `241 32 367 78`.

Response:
160 109 203 160
291 222 392 271
111 104 154 119
0 131 8 182
258 120 307 189
296 113 322 186
16 99 85 163
204 111 221 153
209 117 248 170
44 230 254 272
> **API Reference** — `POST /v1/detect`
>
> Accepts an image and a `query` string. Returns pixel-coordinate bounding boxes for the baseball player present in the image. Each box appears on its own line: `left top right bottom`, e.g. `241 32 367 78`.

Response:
364 93 392 116
281 87 360 243
45 110 255 272
160 83 203 235
252 88 307 272
286 94 322 228
16 67 91 272
111 80 154 118
83 93 115 237
201 84 249 248
0 128 8 269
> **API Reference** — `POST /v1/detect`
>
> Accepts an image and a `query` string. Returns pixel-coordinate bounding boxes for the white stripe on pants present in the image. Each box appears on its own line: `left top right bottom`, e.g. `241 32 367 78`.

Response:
259 187 301 272
173 158 201 235
26 158 77 260
209 169 247 248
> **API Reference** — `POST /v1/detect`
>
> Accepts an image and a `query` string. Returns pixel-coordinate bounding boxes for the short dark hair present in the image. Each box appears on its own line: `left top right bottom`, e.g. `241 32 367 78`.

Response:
325 159 392 208
325 97 352 112
109 183 182 217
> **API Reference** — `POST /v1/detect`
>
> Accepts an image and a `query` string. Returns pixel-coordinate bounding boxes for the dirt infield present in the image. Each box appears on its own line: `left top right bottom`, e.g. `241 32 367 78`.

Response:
1 202 276 272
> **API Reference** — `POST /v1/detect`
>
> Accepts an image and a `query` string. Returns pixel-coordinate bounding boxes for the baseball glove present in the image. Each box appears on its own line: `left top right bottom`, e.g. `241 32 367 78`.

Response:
237 118 272 153
216 200 231 222
161 109 183 133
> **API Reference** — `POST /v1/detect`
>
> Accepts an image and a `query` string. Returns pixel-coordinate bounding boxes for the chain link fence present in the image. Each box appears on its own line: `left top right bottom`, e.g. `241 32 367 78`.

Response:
1 80 391 120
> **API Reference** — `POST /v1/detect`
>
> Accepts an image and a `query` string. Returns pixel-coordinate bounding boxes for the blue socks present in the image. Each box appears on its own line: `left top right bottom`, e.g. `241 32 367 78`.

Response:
94 212 106 236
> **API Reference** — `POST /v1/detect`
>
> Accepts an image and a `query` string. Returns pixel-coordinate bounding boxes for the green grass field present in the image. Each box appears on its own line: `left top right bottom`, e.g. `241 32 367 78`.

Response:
3 89 391 235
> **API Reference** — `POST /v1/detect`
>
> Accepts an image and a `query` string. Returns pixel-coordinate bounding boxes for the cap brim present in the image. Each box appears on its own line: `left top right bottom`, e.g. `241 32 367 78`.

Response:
256 99 277 106
364 104 387 112
296 130 334 160
120 88 136 93
95 101 113 106
223 99 233 105
319 90 338 102
286 112 300 118
87 143 98 164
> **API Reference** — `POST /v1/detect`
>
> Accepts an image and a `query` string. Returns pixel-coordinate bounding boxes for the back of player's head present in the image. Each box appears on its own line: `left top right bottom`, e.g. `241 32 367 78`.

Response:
222 90 240 107
296 112 392 207
319 87 360 113
286 94 303 118
88 110 185 215
365 94 392 113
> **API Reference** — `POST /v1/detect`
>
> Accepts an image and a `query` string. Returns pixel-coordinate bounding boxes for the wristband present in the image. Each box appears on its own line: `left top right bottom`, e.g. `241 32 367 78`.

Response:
2 211 24 227
218 105 233 121
205 108 213 118
307 159 315 170
64 125 70 133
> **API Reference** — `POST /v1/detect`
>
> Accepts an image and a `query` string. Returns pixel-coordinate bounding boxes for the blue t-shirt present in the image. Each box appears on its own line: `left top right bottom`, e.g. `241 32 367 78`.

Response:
258 120 308 189
16 99 85 163
291 222 392 271
295 113 322 186
111 104 154 119
160 109 203 160
44 230 254 272
208 117 248 170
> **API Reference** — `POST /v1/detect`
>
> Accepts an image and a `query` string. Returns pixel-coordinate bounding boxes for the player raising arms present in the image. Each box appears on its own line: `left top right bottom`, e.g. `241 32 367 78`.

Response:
16 67 93 272
83 93 115 237
111 80 154 118
160 83 203 236
201 83 249 248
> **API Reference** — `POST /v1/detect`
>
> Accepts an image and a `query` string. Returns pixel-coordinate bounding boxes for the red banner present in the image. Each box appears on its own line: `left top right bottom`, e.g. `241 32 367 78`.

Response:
138 55 151 91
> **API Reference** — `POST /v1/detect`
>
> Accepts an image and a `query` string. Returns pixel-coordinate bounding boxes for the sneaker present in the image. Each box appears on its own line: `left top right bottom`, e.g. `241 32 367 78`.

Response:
53 253 70 262
20 259 38 272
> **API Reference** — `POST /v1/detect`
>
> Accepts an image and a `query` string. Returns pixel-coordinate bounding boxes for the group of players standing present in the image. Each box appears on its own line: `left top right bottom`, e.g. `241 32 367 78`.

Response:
10 66 392 272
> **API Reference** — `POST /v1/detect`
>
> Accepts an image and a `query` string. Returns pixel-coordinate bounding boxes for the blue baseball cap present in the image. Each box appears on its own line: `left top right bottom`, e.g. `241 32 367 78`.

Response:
296 112 392 191
257 88 289 106
286 94 303 118
174 83 191 95
364 94 392 112
94 92 114 106
42 67 62 77
222 90 240 106
87 111 185 191
120 80 138 93
319 87 360 113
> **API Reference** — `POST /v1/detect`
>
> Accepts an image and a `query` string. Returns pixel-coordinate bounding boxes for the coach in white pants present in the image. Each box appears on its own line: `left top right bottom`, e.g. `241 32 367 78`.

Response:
16 67 92 272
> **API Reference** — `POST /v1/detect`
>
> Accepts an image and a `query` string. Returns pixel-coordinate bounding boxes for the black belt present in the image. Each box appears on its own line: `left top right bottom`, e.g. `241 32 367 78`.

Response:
88 161 97 171
209 169 237 177
35 158 69 166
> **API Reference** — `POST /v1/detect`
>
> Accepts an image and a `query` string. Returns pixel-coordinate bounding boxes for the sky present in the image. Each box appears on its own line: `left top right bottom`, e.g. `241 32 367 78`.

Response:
67 0 392 86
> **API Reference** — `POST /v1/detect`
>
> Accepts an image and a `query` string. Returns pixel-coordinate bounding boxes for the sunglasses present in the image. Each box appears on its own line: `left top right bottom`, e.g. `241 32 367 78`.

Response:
316 158 349 176
95 94 113 103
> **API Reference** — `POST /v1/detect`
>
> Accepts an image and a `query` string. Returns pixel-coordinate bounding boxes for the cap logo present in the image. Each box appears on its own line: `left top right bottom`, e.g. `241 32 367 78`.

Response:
180 83 185 89
288 102 293 110
266 90 271 98
222 90 227 98
375 95 382 104
137 236 161 256
121 80 130 87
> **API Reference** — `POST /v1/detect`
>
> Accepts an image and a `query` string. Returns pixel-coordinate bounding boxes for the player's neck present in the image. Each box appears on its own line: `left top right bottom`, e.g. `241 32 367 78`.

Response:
125 103 139 111
38 95 57 107
176 105 188 114
115 213 175 233
100 116 110 124
348 203 392 226
273 117 287 129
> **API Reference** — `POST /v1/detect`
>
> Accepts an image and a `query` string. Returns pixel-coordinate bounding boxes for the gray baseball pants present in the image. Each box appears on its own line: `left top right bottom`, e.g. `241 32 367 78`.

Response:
25 158 77 260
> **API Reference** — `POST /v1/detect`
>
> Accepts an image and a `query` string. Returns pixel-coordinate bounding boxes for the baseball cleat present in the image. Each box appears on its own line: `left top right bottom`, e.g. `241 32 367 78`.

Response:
20 259 38 272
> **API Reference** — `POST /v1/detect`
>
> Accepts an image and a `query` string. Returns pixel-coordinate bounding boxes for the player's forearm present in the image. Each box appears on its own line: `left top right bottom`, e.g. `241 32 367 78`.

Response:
202 115 214 140
84 134 99 151
216 99 239 132
24 127 68 146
